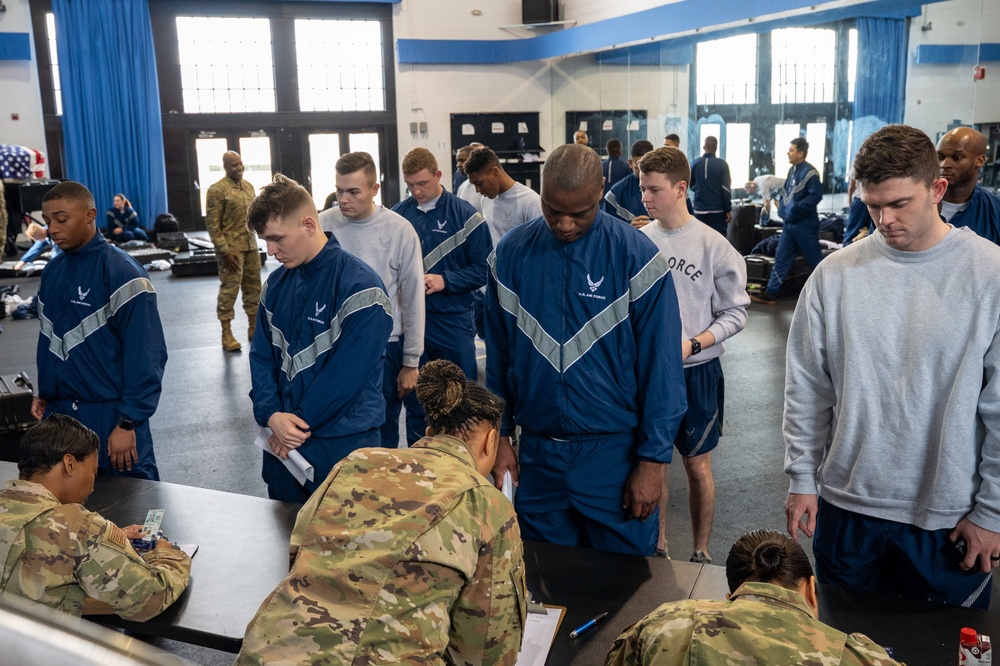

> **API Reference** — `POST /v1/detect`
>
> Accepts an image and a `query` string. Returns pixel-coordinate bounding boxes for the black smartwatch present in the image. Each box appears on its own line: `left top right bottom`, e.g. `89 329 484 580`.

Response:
689 338 702 356
117 417 136 431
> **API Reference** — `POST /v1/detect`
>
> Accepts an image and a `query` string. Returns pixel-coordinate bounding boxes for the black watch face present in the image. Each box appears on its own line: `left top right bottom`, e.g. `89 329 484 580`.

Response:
119 419 135 431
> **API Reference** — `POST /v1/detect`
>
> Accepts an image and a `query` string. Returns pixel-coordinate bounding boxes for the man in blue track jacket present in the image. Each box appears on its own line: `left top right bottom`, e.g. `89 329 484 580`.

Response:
248 175 392 503
936 127 1000 245
33 182 167 481
486 144 688 556
752 138 825 303
392 147 492 445
603 140 655 226
689 136 732 235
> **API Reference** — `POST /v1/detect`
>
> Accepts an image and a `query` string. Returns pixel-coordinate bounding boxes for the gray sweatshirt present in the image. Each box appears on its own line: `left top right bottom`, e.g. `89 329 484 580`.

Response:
641 218 749 367
319 206 425 367
784 226 1000 532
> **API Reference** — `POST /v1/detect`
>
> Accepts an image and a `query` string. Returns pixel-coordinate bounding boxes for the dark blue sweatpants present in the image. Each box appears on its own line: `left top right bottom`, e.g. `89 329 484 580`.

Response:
262 428 379 504
766 219 824 294
47 399 159 481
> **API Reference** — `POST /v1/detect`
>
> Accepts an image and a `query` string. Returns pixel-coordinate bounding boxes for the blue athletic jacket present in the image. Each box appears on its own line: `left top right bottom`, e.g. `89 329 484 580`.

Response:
950 185 1000 245
249 237 393 439
486 211 687 463
392 190 492 316
603 173 645 222
778 161 823 226
36 232 166 422
844 196 874 245
690 153 732 214
602 156 632 196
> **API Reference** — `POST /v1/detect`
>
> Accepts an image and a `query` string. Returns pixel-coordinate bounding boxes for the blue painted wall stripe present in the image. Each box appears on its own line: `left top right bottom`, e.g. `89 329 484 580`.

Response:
397 0 935 65
916 43 1000 64
0 33 32 61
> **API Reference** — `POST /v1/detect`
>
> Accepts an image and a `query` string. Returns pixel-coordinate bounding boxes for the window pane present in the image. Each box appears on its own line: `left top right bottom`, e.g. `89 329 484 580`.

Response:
239 136 273 190
806 123 827 183
195 138 229 216
848 28 858 104
45 13 63 116
176 17 276 114
308 134 342 206
696 34 757 106
295 19 386 113
774 124 801 176
725 123 751 188
771 28 836 104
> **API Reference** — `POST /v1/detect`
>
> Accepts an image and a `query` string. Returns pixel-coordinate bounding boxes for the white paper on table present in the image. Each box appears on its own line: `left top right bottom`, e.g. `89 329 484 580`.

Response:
501 471 514 503
255 427 314 486
516 606 563 666
178 544 199 558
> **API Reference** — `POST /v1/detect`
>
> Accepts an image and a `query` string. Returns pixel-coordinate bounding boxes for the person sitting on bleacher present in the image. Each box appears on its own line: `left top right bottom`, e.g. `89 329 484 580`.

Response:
605 530 901 665
105 193 148 243
0 414 190 619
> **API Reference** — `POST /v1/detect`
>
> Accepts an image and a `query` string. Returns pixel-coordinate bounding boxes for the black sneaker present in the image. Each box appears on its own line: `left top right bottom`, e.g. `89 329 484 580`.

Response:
690 550 712 564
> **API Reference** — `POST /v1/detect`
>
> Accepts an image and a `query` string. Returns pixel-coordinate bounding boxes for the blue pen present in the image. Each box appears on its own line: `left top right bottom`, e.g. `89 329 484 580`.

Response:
570 611 609 638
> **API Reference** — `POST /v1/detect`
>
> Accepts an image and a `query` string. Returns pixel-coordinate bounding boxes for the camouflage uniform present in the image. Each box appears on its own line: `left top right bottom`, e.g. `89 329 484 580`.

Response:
0 180 8 258
236 434 527 666
204 175 261 323
0 480 191 620
605 581 903 666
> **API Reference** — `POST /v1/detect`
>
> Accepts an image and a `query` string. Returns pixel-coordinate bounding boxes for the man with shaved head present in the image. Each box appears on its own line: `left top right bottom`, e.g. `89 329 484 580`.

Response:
486 143 687 556
936 126 1000 244
205 150 262 352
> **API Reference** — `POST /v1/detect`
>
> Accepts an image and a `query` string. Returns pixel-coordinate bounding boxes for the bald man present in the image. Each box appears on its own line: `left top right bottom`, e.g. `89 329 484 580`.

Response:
936 127 1000 244
573 130 589 146
486 144 687 556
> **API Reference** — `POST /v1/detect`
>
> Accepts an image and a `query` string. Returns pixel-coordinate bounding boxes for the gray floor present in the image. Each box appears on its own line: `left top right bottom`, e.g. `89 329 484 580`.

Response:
0 258 989 664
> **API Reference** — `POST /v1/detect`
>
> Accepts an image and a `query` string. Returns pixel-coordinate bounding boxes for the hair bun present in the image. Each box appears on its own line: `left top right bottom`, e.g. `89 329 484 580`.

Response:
752 541 786 579
415 360 467 419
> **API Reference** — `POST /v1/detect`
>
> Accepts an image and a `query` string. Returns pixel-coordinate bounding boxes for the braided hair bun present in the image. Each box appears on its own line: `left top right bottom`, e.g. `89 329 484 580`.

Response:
416 360 466 420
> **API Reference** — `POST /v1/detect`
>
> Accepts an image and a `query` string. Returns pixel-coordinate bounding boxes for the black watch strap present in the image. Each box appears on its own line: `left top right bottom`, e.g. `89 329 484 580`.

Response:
689 338 702 356
118 417 136 431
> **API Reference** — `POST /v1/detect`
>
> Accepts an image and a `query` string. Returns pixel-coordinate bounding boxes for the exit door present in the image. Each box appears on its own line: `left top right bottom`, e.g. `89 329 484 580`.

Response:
189 131 276 220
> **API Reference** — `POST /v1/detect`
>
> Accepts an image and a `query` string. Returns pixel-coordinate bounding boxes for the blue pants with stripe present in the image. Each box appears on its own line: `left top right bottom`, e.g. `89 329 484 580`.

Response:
262 428 379 504
46 399 159 481
515 432 659 557
766 219 824 294
403 310 477 445
814 497 992 609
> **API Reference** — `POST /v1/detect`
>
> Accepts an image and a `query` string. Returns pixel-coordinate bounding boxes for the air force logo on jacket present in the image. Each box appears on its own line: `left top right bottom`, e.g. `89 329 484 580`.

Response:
485 210 687 464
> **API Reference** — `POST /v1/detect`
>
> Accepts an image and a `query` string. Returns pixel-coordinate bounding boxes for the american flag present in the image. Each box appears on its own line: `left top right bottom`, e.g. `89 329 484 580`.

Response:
0 145 47 181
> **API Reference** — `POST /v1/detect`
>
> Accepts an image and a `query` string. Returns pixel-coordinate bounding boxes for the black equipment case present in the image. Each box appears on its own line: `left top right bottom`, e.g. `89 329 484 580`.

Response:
0 373 35 433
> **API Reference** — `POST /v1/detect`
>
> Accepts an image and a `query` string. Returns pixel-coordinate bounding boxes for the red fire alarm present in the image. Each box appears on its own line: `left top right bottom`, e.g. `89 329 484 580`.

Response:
974 66 986 81
10 113 18 121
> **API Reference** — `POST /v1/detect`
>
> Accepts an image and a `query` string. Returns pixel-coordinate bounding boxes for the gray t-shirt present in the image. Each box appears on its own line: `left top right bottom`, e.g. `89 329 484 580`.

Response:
641 217 749 367
482 182 542 248
319 206 425 367
784 226 1000 532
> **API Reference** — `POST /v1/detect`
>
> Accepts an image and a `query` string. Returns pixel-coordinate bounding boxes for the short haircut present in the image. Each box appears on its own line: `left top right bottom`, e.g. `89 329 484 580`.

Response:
630 140 655 160
42 181 95 210
853 125 940 187
704 136 718 152
336 151 378 186
402 147 438 176
665 133 680 144
790 137 809 154
464 147 501 176
246 173 316 234
638 147 691 186
606 139 623 157
19 414 99 479
542 144 603 193
726 530 814 594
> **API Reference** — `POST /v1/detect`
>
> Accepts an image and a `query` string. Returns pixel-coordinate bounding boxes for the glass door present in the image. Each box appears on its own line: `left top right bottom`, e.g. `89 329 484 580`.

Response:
189 131 275 222
306 130 384 208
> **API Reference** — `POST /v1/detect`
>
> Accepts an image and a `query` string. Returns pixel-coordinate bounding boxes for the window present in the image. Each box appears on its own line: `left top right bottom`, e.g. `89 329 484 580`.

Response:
774 124 801 175
295 19 385 112
806 123 827 183
847 28 858 103
771 28 836 104
725 123 751 187
176 17 276 113
45 13 63 116
696 35 757 106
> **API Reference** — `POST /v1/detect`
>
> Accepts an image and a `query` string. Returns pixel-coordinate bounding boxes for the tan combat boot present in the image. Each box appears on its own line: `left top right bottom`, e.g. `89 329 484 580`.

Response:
221 321 242 352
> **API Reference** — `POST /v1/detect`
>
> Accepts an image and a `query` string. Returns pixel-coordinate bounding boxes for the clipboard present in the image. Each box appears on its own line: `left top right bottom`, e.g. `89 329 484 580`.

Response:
517 604 566 666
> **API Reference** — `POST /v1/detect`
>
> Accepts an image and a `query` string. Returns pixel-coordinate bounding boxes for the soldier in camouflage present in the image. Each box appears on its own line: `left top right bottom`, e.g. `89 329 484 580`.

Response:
0 415 190 619
605 530 902 666
205 150 261 352
237 360 526 665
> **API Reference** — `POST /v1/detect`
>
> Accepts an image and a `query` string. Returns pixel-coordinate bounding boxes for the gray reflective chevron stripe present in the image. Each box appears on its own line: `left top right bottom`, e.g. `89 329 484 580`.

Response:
266 287 391 381
490 252 562 372
423 212 486 273
781 169 819 203
38 278 156 361
603 191 635 221
491 251 669 373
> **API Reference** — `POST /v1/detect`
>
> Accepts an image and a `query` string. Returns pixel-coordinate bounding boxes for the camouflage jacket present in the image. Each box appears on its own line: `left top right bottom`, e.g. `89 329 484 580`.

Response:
0 480 191 620
605 581 903 666
204 175 257 254
237 435 527 665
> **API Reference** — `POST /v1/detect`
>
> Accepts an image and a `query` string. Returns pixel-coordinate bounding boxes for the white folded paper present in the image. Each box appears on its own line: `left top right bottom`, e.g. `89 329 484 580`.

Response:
255 427 314 486
501 470 514 503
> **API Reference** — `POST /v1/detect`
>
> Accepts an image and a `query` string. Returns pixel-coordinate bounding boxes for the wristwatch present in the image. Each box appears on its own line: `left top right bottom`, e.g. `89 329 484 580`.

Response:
117 417 136 431
689 338 702 356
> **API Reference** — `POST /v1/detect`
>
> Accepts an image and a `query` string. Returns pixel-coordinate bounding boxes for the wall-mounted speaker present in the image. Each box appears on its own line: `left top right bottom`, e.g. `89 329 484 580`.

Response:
522 0 558 25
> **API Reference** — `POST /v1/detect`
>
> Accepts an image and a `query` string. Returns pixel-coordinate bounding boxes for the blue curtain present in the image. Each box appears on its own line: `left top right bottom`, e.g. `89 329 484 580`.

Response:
52 0 167 229
854 17 906 125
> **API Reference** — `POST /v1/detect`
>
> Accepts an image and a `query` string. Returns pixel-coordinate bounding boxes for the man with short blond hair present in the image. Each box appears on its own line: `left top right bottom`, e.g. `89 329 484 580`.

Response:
393 147 492 445
320 152 424 448
249 174 392 502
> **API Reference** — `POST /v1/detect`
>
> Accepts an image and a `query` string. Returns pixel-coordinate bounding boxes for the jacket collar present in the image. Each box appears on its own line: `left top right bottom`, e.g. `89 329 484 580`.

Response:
412 434 479 471
3 479 60 504
729 580 817 619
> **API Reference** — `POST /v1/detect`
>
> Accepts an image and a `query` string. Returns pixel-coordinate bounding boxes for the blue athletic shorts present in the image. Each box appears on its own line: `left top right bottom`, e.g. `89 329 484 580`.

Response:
813 497 992 609
674 357 724 458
